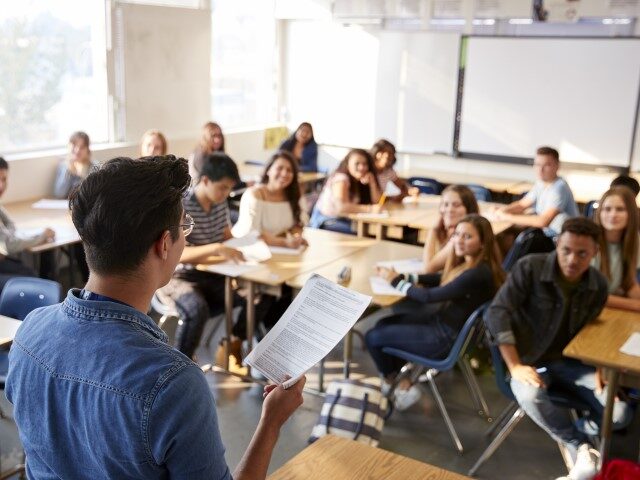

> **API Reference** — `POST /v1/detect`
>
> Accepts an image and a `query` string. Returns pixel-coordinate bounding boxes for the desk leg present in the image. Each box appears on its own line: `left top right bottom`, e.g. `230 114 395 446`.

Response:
223 276 233 371
598 370 620 469
343 330 353 379
246 281 255 377
356 221 364 237
376 224 383 240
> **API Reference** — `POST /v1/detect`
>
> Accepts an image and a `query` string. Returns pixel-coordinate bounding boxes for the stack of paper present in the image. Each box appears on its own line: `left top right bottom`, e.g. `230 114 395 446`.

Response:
376 258 423 274
620 332 640 357
205 233 271 277
31 199 69 210
369 277 405 297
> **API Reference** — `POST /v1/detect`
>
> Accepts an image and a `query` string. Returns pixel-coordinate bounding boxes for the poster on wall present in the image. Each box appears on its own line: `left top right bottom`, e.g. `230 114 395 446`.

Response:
545 0 582 22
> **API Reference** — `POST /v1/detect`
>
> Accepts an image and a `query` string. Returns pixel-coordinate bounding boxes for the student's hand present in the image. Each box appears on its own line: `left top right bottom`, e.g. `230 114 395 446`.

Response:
375 266 398 283
285 234 305 249
218 246 245 263
42 228 56 243
261 376 306 430
360 172 375 185
369 204 383 214
408 186 420 198
510 364 545 388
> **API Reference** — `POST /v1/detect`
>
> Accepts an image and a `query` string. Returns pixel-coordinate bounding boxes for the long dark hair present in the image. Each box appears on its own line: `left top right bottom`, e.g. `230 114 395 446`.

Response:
261 150 302 226
370 139 396 168
334 148 379 204
281 122 315 152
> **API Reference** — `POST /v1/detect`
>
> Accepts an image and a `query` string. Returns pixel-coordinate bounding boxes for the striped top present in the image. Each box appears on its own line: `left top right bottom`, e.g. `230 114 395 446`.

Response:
183 190 230 246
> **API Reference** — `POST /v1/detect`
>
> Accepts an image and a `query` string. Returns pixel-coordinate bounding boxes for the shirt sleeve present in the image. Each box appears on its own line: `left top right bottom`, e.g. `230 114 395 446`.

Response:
0 208 46 255
522 183 539 204
231 189 262 237
148 364 231 480
398 267 486 304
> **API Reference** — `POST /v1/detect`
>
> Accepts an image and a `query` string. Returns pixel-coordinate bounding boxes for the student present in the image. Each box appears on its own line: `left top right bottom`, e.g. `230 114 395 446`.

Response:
53 131 99 199
190 121 226 179
309 148 382 233
367 214 505 410
485 217 632 480
494 146 579 235
592 187 640 311
140 129 168 157
0 157 56 290
279 122 318 173
370 139 411 202
162 152 245 360
610 174 640 198
6 155 305 479
423 185 479 273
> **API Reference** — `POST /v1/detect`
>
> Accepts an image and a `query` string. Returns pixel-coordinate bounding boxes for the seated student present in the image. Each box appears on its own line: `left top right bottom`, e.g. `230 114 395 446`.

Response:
53 131 99 199
279 122 318 173
6 155 305 479
309 148 382 233
370 139 412 202
140 129 168 157
593 187 640 311
0 157 55 290
423 185 479 273
494 146 579 235
161 152 245 360
190 121 225 180
485 217 632 480
367 214 505 410
610 174 640 198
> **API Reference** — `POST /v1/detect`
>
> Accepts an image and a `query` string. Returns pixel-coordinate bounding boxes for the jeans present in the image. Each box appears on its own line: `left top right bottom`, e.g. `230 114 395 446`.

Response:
308 207 354 234
365 314 456 377
510 358 634 458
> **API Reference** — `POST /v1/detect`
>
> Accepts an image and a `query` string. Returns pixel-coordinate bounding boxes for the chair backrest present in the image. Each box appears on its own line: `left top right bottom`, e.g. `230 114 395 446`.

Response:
583 200 598 219
487 342 516 401
466 184 492 202
408 177 443 195
0 277 62 321
502 227 555 272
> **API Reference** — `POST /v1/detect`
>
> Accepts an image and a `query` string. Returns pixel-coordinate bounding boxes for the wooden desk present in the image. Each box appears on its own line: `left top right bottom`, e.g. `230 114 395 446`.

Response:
563 308 640 465
268 435 471 480
0 315 22 348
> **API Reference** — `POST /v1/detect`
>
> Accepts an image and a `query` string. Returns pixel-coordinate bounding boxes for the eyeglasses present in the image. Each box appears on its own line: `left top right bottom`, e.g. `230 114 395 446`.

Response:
179 213 195 237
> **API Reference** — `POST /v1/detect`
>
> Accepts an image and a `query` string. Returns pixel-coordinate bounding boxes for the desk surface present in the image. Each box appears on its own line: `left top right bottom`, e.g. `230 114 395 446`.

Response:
564 308 640 373
0 315 21 348
268 435 471 480
286 239 423 307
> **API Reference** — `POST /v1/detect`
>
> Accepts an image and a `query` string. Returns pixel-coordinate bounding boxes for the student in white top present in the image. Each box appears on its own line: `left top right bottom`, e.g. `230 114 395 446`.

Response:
592 186 640 312
232 150 307 247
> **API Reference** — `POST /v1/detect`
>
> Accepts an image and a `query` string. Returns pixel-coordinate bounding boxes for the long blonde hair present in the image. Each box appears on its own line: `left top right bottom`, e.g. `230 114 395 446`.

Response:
435 185 480 245
441 214 505 292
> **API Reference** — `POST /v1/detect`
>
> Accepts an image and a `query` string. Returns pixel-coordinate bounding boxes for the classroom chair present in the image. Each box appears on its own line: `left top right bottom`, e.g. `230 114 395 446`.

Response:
383 303 491 454
583 200 598 219
150 291 182 345
466 184 492 202
407 177 443 195
502 227 555 272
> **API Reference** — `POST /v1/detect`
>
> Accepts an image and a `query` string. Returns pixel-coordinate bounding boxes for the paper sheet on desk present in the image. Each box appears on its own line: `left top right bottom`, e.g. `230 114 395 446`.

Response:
620 332 640 357
269 245 305 255
225 233 272 262
369 277 405 297
17 226 77 243
204 262 261 277
376 258 423 274
244 274 371 388
31 199 69 210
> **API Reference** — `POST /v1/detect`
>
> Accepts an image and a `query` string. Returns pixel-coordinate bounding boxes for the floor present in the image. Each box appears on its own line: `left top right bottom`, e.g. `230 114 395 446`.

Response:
1 309 638 479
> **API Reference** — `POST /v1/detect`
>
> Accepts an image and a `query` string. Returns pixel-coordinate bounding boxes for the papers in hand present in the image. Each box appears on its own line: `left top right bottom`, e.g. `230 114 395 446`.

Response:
620 332 640 357
376 258 423 275
369 276 405 297
384 180 402 197
31 199 69 210
244 274 372 388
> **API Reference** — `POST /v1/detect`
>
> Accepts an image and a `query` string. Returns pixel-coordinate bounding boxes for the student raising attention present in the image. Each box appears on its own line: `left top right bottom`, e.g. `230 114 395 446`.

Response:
423 185 479 273
140 129 168 157
367 214 505 410
309 148 382 234
279 122 318 173
593 186 640 311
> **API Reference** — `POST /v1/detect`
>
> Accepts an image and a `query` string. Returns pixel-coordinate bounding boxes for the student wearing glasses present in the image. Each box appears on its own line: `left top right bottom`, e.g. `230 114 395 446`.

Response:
6 155 305 479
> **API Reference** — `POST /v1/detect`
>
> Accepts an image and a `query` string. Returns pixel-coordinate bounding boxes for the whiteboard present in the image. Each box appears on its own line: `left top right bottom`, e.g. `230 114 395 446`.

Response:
458 37 640 167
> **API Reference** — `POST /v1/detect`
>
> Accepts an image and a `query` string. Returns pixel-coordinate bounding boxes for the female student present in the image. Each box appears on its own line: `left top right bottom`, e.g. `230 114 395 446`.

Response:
190 121 225 179
53 131 99 199
423 185 479 273
371 139 410 201
366 214 505 409
279 122 318 173
140 129 167 157
232 150 307 247
309 148 382 233
593 186 640 311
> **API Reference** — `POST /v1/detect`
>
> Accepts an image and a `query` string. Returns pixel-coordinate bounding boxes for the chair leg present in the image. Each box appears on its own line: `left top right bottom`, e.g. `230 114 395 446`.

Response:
485 402 518 437
426 369 464 454
468 407 526 476
557 441 574 472
458 357 491 420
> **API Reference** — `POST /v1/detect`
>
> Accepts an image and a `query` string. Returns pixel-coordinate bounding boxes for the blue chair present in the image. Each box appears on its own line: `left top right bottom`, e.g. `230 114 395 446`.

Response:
502 227 555 272
583 200 598 219
383 303 491 454
407 177 443 195
466 184 492 202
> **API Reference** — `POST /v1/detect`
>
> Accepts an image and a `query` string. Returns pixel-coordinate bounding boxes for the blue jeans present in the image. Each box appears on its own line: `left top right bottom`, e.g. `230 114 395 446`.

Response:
365 314 456 377
510 358 633 458
308 207 354 234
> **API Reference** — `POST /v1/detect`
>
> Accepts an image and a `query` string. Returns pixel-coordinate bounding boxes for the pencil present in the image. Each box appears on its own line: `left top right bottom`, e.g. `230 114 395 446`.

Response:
378 194 386 206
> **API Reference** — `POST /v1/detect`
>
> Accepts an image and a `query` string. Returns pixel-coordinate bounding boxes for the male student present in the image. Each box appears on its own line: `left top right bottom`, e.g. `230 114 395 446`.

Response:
610 174 640 198
6 156 305 479
486 217 632 480
495 146 579 234
0 156 56 290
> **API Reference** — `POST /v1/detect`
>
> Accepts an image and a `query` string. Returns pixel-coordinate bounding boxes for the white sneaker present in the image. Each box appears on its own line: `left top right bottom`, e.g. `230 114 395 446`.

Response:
394 385 422 411
556 443 599 480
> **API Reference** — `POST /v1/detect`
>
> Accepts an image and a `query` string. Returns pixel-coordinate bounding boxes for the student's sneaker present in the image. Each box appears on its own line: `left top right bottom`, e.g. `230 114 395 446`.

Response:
555 443 599 480
393 385 422 411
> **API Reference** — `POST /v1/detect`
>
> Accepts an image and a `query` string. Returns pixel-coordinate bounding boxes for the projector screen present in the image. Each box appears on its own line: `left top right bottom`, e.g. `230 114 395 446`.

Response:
458 37 640 167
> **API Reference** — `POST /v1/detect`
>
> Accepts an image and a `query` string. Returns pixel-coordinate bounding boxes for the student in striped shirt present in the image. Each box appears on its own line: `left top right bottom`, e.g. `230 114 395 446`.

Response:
162 152 244 359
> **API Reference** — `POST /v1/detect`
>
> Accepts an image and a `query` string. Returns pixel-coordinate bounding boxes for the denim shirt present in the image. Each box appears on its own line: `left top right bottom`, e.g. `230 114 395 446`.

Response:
6 289 231 480
485 252 608 365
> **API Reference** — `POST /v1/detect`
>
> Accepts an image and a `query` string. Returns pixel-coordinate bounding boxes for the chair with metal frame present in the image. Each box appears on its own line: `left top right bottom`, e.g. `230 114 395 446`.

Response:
407 177 443 195
466 184 492 202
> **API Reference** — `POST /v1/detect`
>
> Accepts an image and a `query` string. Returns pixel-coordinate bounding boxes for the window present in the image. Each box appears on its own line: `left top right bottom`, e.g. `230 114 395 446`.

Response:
0 0 108 153
211 0 279 129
